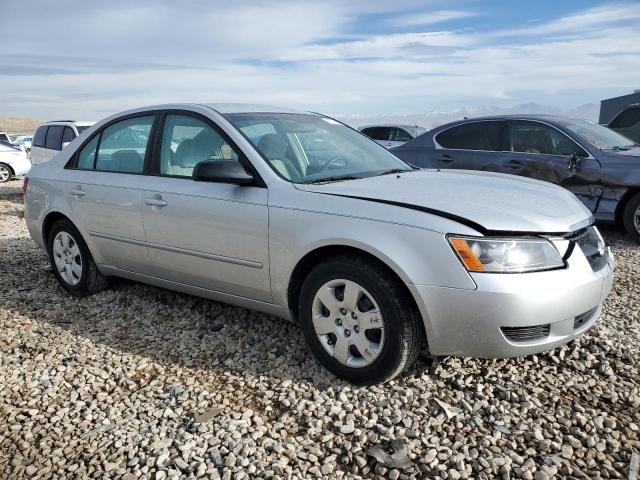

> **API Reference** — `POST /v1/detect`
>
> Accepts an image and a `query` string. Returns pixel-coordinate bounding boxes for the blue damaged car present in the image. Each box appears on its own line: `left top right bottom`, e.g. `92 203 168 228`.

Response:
392 115 640 240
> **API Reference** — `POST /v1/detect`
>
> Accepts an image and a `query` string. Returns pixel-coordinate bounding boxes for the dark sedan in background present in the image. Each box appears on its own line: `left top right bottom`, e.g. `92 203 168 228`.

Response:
392 115 640 240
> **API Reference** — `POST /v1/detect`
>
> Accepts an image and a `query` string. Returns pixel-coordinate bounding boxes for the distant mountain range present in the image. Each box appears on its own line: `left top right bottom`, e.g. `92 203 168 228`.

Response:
336 103 600 129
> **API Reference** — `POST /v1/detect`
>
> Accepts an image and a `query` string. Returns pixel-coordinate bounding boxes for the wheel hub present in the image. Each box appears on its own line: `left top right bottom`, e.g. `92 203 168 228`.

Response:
52 231 83 286
311 279 385 368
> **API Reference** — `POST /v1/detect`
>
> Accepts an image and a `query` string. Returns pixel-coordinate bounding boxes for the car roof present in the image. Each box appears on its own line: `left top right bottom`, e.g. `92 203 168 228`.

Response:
429 114 593 131
359 124 423 129
202 103 309 115
42 120 95 126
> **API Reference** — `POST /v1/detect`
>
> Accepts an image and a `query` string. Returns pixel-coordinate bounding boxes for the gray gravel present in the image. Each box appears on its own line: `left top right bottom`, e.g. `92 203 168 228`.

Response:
1 179 638 479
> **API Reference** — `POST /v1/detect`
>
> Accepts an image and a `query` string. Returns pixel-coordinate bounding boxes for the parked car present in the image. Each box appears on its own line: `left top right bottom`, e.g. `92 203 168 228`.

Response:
31 120 94 166
0 132 12 144
359 124 427 148
0 142 31 182
392 115 640 240
607 104 640 143
23 104 614 384
12 135 33 150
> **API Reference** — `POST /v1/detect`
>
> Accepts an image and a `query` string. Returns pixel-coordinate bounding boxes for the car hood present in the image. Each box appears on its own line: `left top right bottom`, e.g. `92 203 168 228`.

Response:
295 170 592 234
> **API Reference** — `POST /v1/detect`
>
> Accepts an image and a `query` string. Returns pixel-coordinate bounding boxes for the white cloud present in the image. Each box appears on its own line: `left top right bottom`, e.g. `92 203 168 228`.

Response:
0 1 639 119
390 9 477 26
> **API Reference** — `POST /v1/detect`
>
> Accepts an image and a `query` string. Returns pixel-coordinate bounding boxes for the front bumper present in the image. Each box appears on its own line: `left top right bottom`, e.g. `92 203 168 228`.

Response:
409 246 614 358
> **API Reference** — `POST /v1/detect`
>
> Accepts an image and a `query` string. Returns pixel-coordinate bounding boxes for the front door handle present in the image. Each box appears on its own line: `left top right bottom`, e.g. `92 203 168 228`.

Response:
145 197 167 207
436 154 453 163
70 188 86 197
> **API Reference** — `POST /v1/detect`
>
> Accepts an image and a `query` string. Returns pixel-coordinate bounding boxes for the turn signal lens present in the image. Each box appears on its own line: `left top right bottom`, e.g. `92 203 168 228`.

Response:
450 238 485 272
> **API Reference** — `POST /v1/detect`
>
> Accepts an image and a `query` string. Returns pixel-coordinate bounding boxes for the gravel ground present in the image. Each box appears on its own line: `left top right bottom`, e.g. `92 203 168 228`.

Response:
1 178 638 479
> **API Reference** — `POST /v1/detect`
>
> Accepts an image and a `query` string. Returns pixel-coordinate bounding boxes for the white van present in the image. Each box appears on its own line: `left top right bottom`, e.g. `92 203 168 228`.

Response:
30 120 94 165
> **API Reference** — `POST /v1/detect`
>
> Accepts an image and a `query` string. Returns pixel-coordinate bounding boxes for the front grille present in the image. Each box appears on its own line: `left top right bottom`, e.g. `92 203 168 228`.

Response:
565 227 607 271
501 324 550 343
574 306 598 330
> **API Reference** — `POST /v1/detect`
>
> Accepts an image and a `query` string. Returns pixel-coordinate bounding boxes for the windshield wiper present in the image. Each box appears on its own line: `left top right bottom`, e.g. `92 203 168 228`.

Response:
607 145 633 151
304 175 361 184
377 168 414 176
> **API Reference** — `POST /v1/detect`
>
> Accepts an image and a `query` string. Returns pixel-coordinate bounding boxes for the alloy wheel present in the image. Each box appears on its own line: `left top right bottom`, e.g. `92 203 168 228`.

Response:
52 231 83 286
635 204 640 234
311 279 385 368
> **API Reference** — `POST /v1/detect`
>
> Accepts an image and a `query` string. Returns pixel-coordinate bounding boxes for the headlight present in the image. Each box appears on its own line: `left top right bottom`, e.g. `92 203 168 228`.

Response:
449 236 564 273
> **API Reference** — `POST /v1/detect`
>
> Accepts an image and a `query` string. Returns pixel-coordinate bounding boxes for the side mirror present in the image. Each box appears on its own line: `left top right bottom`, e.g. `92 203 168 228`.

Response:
192 160 254 185
567 153 584 173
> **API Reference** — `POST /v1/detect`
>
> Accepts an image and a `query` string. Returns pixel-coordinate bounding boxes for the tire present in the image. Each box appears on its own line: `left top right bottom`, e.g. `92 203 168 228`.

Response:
47 219 109 296
298 255 424 385
0 163 12 183
622 192 640 242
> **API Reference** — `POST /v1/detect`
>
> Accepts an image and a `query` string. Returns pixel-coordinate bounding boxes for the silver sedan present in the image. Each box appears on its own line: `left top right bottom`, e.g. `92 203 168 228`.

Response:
23 104 614 384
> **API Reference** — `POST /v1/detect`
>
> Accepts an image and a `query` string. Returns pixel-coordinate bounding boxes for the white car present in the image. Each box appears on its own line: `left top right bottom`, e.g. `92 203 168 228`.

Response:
31 120 94 166
12 135 33 150
0 142 31 182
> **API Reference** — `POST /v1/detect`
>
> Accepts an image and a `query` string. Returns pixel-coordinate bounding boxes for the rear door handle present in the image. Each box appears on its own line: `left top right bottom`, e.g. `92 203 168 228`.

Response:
436 154 453 163
145 197 167 207
70 188 86 197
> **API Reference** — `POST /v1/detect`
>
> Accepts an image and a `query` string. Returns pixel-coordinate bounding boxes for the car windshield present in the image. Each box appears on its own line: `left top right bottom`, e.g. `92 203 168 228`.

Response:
557 118 636 151
224 113 412 183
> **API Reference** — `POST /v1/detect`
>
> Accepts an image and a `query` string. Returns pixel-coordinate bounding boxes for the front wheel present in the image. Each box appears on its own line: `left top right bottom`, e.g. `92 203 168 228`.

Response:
622 192 640 242
298 255 424 384
0 163 12 183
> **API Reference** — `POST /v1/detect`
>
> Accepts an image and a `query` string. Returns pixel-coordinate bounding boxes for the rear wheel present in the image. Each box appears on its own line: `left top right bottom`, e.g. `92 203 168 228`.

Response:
622 192 640 242
298 255 423 384
47 219 109 296
0 163 12 183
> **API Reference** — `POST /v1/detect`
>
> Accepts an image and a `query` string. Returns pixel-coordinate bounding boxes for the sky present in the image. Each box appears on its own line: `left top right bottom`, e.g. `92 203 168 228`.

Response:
0 0 639 121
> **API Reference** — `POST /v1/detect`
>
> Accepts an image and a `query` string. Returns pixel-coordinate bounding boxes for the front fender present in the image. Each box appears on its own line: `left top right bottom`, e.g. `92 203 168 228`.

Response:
268 205 478 312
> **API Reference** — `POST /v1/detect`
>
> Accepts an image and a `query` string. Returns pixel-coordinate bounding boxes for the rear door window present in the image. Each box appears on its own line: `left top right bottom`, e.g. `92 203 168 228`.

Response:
436 121 505 151
45 126 64 150
33 126 48 147
95 116 154 173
